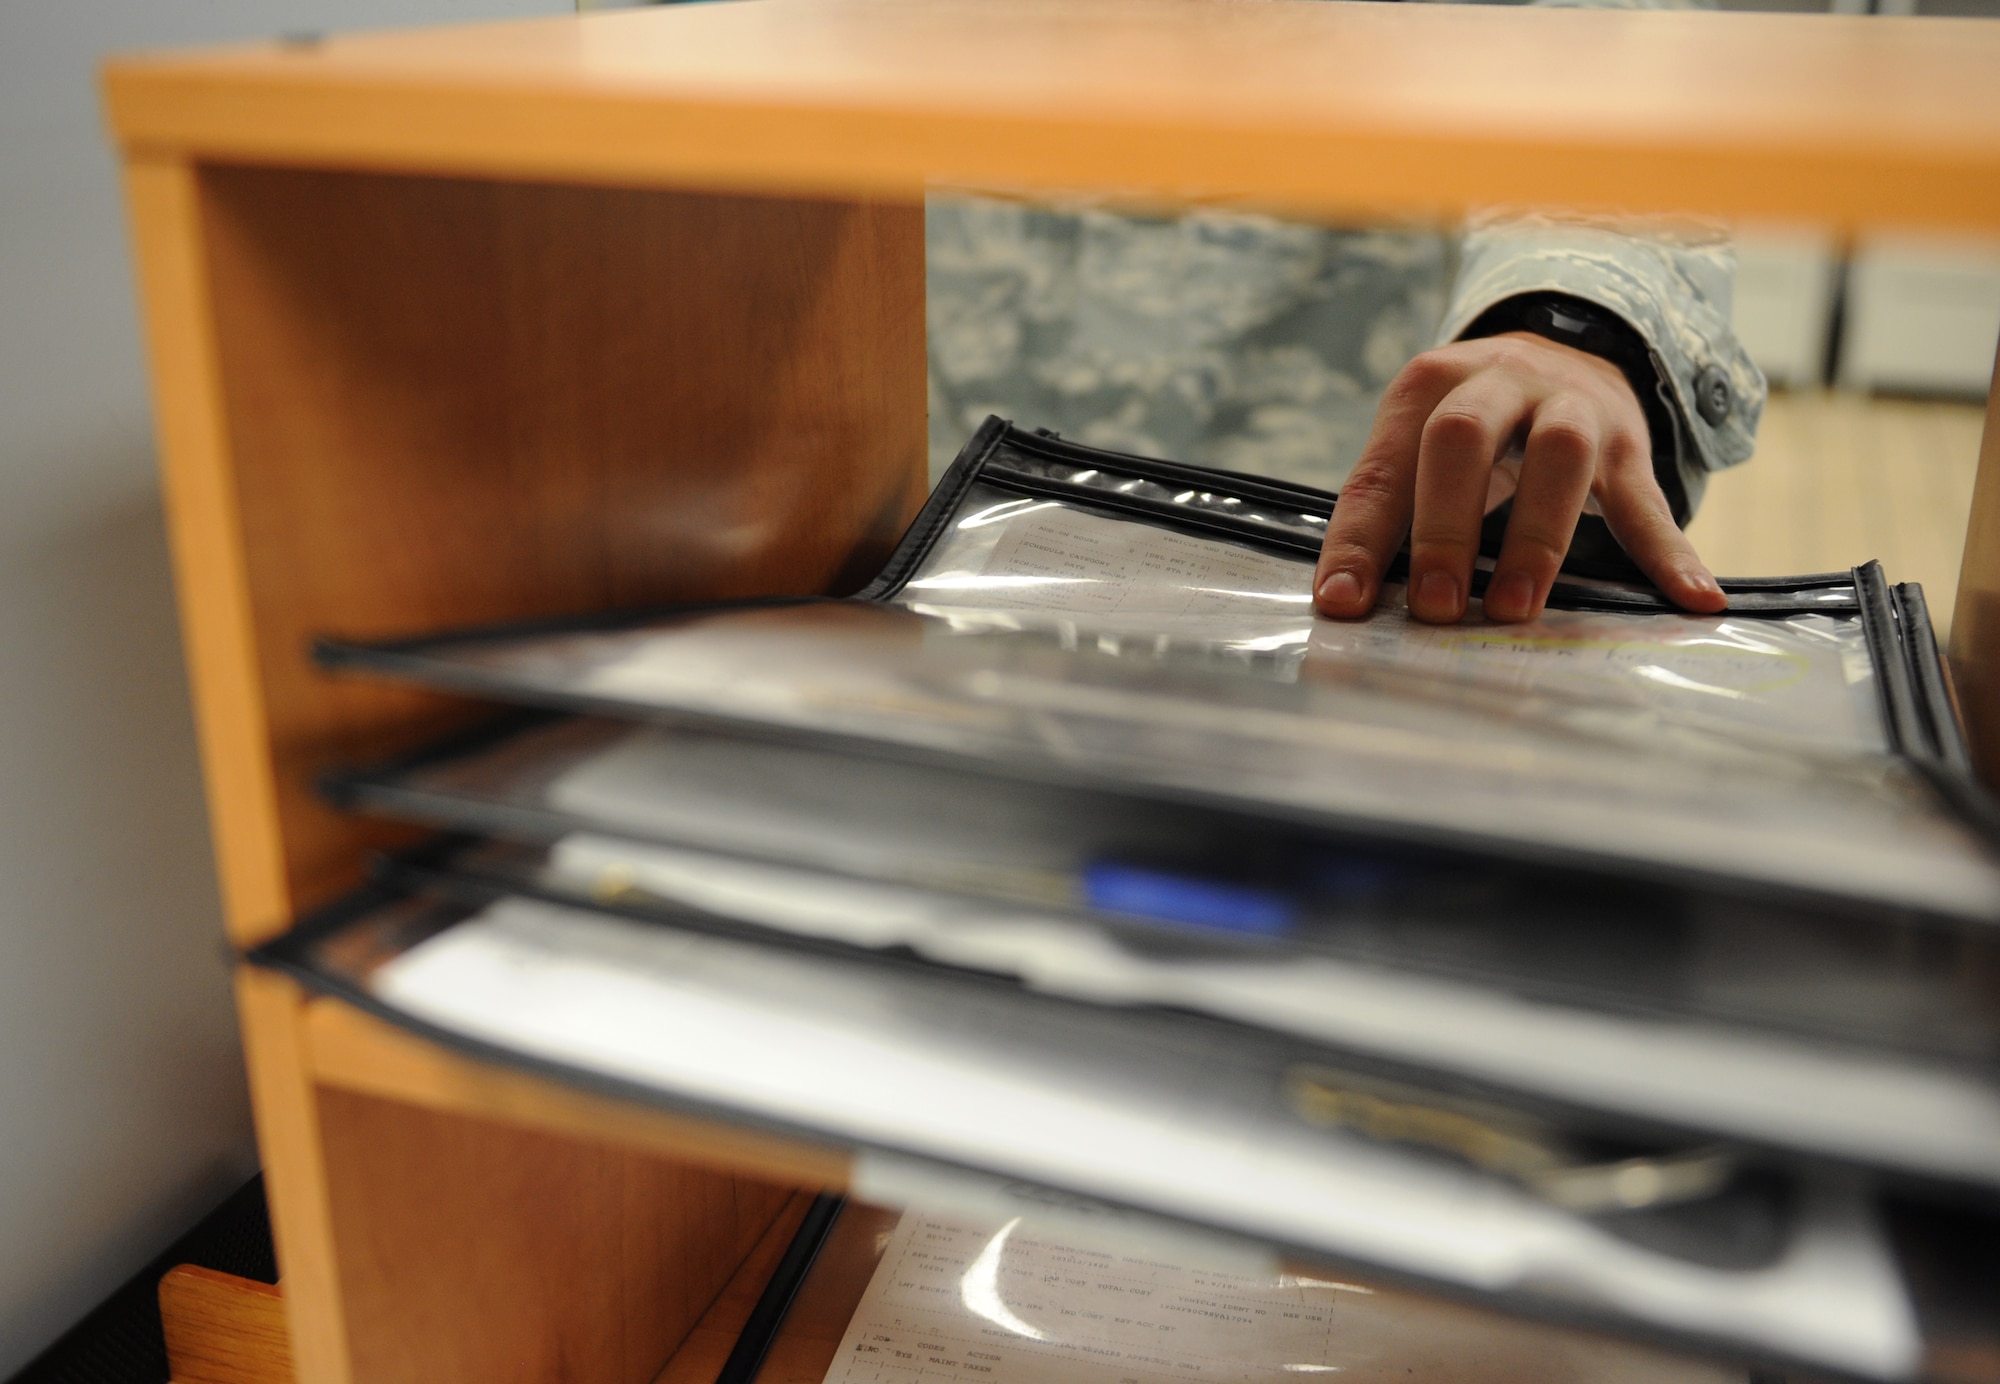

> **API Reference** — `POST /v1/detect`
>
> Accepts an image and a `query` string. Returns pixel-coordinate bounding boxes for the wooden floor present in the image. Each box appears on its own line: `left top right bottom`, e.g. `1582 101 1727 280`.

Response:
1687 390 1987 637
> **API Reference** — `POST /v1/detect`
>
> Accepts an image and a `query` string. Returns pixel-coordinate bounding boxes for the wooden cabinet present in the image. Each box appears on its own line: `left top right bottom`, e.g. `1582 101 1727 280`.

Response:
103 4 2000 1379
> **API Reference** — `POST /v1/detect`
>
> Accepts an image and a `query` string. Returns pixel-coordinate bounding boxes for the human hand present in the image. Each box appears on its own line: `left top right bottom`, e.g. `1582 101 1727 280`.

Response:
1312 331 1726 624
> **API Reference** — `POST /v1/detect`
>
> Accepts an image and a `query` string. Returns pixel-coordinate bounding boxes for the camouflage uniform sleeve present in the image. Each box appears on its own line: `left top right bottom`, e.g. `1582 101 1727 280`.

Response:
1429 0 1767 520
1435 213 1767 517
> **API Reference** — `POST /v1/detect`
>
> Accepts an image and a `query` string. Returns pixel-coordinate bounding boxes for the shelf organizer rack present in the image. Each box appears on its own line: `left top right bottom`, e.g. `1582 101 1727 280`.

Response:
102 3 2000 1380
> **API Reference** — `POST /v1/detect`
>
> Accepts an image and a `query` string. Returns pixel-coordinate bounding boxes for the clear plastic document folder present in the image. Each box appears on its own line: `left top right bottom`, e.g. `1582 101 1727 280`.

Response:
262 418 2000 1381
317 417 1997 921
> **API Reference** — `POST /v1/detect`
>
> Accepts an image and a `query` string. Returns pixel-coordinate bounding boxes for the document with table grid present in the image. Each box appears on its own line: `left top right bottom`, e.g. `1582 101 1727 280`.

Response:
819 1210 1738 1384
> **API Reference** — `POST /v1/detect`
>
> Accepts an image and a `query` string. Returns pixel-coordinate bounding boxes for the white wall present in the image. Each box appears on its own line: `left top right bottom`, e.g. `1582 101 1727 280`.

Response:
0 1 559 1374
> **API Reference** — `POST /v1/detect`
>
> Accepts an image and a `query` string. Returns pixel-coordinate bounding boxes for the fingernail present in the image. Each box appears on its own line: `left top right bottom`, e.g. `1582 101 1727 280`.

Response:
1413 569 1459 619
1682 567 1726 604
1487 571 1535 618
1317 570 1363 612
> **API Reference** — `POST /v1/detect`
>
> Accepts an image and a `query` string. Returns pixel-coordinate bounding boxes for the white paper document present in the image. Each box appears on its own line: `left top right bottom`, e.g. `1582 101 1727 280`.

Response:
821 1211 1740 1384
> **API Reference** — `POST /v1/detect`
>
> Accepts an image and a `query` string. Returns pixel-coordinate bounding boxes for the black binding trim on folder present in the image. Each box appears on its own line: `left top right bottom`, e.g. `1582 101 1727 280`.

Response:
1896 582 1976 779
1000 420 1345 509
852 416 1013 602
858 418 1856 618
715 1193 845 1384
1856 560 1930 761
1853 565 2000 852
972 465 1325 561
1898 580 2000 844
855 419 1341 598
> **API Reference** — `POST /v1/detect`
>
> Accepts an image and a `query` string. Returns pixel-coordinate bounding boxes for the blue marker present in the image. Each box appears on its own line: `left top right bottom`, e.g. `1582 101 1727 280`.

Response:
1081 863 1296 938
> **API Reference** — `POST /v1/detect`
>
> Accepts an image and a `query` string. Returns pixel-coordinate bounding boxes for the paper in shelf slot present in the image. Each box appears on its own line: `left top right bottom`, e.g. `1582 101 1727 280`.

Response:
812 1204 1751 1384
332 717 2000 1075
363 829 2000 1200
255 884 1933 1381
316 417 2000 922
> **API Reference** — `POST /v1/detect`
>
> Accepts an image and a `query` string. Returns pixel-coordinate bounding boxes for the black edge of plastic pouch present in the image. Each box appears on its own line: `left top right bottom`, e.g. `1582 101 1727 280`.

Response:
851 415 1014 602
965 464 1324 561
1855 566 2000 853
1000 420 1346 512
246 879 1920 1384
1857 560 1932 761
987 419 1861 615
715 1192 846 1384
1890 583 1998 846
854 416 1339 597
848 417 1857 617
1896 582 1976 779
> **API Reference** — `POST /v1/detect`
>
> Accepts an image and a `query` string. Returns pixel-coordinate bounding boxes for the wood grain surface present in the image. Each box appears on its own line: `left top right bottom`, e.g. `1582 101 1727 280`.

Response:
1951 353 2000 788
645 1195 897 1384
231 970 354 1384
189 166 924 938
105 0 2000 233
747 1202 901 1384
160 1266 295 1384
645 1191 822 1384
314 1085 794 1384
123 157 294 943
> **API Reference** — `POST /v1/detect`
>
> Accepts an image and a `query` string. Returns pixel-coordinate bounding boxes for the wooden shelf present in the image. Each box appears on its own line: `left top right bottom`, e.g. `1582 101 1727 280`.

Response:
649 1195 895 1384
103 2 2000 1380
105 0 2000 231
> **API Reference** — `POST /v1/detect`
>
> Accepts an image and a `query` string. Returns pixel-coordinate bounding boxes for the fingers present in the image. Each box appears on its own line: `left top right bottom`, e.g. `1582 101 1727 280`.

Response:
1407 374 1528 622
1315 356 1461 618
1483 403 1598 622
1317 331 1725 624
1593 439 1727 614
